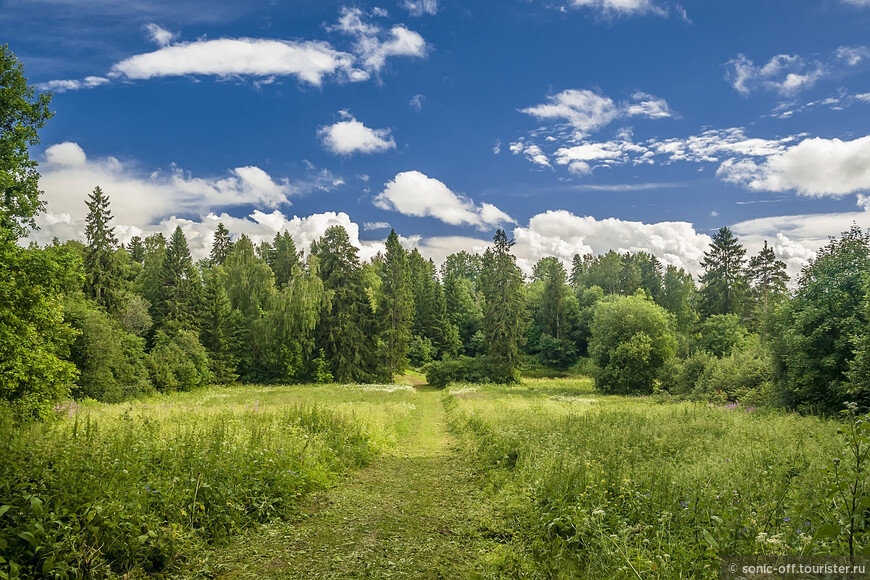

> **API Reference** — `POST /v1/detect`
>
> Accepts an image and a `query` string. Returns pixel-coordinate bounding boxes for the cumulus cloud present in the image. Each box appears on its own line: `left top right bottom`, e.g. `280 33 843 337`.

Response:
726 52 830 97
510 210 711 277
373 171 515 229
34 142 344 229
144 23 177 47
402 0 438 16
318 112 396 155
36 76 109 93
717 135 870 198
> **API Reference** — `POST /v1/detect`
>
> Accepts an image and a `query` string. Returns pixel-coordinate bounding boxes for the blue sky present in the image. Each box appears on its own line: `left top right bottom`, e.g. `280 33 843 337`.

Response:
5 0 870 276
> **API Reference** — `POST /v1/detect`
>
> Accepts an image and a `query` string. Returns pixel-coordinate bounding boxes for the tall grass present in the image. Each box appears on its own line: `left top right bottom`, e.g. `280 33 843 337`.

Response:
0 384 417 578
446 379 849 579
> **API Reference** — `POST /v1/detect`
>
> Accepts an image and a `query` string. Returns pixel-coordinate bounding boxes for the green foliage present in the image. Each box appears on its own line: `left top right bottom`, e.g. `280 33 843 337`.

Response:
379 230 414 379
480 230 527 384
209 222 232 266
64 295 152 403
589 294 677 394
199 266 238 384
424 356 488 387
0 385 405 577
658 264 698 333
156 226 201 331
699 226 749 318
408 335 434 367
698 313 749 357
659 350 715 396
0 242 79 419
147 330 213 392
776 225 870 412
747 240 789 333
0 44 53 240
83 186 121 311
447 380 847 578
696 335 775 404
268 230 301 288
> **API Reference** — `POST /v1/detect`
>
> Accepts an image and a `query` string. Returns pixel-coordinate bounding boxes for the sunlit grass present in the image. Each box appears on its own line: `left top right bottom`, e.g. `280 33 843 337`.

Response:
446 378 846 579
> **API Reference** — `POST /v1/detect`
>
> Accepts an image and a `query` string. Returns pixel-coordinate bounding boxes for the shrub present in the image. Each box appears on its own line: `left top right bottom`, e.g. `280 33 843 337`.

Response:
425 356 489 387
589 295 678 395
147 330 213 392
696 336 774 403
698 313 749 357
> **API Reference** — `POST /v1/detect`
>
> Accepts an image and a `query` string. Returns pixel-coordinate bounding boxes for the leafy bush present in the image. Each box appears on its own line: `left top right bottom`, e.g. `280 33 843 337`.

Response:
659 351 715 395
535 333 579 369
698 313 749 357
589 295 677 395
425 356 489 387
147 330 213 392
408 335 434 367
696 336 774 404
65 295 152 403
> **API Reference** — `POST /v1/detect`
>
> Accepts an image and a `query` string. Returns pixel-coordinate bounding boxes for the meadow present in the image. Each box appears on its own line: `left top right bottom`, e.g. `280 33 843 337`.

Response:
446 379 856 578
0 384 418 578
1 379 864 579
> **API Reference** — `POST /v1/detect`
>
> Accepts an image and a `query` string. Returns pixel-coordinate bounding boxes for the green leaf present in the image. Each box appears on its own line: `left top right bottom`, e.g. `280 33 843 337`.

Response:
814 523 840 540
17 531 36 546
0 505 11 518
701 528 719 549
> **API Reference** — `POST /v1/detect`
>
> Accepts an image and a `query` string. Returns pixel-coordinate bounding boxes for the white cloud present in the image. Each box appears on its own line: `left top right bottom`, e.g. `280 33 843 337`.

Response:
110 38 354 86
373 170 515 229
566 0 666 16
318 112 396 155
144 23 177 47
36 76 109 93
836 45 870 66
402 0 438 16
363 221 391 230
35 142 332 229
510 210 711 277
717 135 870 198
493 140 501 155
409 93 425 111
520 89 672 134
841 0 870 6
726 53 825 96
332 7 427 81
650 128 797 163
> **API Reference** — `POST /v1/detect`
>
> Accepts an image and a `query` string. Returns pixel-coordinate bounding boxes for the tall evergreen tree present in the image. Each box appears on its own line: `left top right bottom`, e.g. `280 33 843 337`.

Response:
84 186 120 310
699 227 748 318
127 235 145 264
269 230 301 288
157 226 200 331
311 226 372 382
209 222 233 266
200 265 238 384
481 229 527 383
534 257 569 339
747 240 789 331
380 230 414 380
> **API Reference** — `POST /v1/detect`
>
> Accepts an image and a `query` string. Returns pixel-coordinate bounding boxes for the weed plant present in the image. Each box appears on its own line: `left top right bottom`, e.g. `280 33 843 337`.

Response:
0 384 416 578
446 378 851 579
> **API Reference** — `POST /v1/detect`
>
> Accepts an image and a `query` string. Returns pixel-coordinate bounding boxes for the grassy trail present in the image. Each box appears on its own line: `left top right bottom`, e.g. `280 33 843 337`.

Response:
194 388 497 579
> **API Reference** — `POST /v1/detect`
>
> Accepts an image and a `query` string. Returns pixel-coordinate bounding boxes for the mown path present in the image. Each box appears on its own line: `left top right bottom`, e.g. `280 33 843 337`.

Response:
197 389 499 579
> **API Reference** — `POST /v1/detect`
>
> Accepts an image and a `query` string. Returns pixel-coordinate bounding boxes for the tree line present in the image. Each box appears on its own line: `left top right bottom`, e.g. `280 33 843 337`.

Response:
2 44 869 418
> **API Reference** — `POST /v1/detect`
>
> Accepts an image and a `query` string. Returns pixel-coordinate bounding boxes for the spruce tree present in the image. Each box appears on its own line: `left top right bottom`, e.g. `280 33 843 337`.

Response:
699 227 748 318
200 265 238 384
481 229 527 383
380 230 414 380
157 226 200 331
269 230 301 288
127 235 145 264
209 222 232 266
84 186 120 310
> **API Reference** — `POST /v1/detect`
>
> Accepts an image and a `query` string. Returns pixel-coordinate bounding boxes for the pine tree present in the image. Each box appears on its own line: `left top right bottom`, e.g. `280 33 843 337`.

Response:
269 230 301 288
699 227 748 318
209 222 232 266
127 235 145 264
534 257 569 339
380 230 414 380
84 186 120 310
481 229 527 383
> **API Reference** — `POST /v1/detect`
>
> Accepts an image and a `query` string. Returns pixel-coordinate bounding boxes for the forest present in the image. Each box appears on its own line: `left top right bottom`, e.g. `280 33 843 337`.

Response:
2 39 870 420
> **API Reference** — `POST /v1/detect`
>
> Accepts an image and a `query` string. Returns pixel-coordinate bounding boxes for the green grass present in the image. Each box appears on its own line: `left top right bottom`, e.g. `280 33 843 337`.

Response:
0 384 418 578
445 378 849 579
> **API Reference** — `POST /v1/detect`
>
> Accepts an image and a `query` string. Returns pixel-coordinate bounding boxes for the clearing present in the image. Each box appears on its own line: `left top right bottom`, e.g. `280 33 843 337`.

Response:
188 387 500 579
